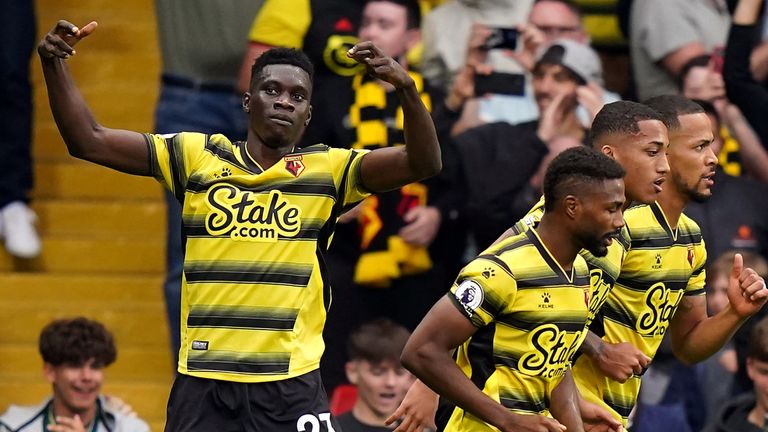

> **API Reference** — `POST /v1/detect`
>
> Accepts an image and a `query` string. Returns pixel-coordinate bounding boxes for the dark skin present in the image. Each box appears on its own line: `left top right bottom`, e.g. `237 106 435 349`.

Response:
401 179 626 432
38 22 441 193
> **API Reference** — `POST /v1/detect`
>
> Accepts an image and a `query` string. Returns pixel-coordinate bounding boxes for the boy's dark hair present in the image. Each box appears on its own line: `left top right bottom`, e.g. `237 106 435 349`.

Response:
588 100 666 147
543 146 625 212
680 54 712 87
748 315 768 362
347 318 411 364
39 317 117 367
365 0 422 29
250 48 315 90
644 94 705 131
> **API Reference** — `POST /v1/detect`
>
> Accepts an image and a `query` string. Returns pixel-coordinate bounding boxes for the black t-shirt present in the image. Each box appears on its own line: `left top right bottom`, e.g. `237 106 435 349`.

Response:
336 412 392 432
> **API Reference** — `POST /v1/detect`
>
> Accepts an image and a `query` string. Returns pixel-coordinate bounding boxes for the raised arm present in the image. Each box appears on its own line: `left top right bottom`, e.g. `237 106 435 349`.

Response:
401 296 566 432
347 42 442 193
670 253 767 364
724 0 768 149
38 20 151 176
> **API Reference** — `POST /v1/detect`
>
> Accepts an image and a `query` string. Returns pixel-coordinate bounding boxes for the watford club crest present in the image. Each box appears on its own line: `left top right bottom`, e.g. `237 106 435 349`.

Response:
687 245 695 267
285 155 305 177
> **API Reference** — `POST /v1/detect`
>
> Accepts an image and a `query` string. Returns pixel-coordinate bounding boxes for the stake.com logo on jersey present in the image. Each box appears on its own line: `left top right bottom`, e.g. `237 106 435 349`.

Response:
204 184 302 242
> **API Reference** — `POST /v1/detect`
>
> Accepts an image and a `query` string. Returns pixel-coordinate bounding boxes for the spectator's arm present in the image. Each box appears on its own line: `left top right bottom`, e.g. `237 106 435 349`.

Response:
721 104 768 181
750 41 768 82
661 42 708 77
725 0 768 149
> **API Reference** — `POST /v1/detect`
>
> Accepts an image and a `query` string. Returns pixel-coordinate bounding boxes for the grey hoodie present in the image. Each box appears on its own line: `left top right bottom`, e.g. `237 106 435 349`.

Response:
0 397 149 432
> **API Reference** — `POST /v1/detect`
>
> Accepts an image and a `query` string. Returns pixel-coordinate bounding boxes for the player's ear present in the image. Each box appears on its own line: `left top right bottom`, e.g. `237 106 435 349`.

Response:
345 361 359 384
242 92 251 113
304 105 312 127
43 363 56 384
565 195 579 219
600 145 614 159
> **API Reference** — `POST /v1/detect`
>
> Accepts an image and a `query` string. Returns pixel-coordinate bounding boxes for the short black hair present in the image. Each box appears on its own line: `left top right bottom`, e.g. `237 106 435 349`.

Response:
39 317 117 367
348 318 411 364
588 100 666 147
365 0 422 29
692 98 718 121
534 45 585 85
643 94 705 131
250 48 315 90
680 54 712 87
543 146 625 212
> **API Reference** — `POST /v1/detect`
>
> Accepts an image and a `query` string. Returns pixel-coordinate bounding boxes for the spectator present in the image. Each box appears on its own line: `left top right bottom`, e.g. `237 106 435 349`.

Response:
630 0 730 101
701 251 768 430
680 54 768 180
453 39 606 249
0 1 40 258
317 0 465 393
709 315 768 432
420 0 533 92
338 319 417 431
154 0 265 365
724 0 768 152
0 318 149 432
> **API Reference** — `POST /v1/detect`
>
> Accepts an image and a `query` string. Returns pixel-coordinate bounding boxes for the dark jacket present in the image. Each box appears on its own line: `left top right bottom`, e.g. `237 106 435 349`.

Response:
708 393 762 432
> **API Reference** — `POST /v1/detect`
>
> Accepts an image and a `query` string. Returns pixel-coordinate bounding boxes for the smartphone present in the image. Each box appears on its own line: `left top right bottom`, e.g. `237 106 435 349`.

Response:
474 72 526 96
711 46 725 74
483 27 519 50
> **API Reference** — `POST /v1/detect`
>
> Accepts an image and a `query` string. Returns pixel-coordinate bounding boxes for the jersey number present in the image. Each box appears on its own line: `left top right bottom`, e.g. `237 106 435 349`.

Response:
297 413 336 432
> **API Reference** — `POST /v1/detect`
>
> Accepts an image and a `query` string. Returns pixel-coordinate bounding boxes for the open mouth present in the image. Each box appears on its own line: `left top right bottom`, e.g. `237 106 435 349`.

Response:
702 172 715 187
653 177 665 193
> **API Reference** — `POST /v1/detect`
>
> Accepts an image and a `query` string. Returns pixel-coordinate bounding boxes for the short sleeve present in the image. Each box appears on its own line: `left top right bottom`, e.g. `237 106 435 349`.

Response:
638 0 702 62
448 256 517 328
685 238 708 296
247 0 312 48
144 132 207 201
327 147 372 211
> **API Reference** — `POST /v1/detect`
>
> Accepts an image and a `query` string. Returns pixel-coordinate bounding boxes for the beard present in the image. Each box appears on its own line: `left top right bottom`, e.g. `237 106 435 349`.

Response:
578 231 613 258
672 171 712 204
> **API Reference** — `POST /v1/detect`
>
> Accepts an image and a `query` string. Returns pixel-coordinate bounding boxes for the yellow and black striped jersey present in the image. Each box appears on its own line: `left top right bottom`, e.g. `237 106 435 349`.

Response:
444 228 591 430
145 132 370 383
574 202 707 424
510 196 629 328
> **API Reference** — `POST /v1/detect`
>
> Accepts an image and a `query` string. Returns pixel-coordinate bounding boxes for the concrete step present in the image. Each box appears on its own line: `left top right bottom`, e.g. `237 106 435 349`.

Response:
0 301 169 347
0 237 163 273
0 273 163 302
31 160 162 201
32 200 165 238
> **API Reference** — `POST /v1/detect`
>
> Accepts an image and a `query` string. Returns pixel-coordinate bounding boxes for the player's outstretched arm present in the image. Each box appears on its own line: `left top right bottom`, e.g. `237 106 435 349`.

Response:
578 331 650 383
401 296 566 432
347 42 442 193
670 253 768 364
38 20 151 176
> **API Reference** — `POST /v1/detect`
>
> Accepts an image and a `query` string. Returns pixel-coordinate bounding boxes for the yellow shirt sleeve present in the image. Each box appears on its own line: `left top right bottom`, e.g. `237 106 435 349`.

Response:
144 132 207 199
247 0 312 48
449 257 518 328
328 147 372 210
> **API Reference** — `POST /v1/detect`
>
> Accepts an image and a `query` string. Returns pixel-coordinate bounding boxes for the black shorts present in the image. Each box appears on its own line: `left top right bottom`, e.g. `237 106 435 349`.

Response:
165 370 342 432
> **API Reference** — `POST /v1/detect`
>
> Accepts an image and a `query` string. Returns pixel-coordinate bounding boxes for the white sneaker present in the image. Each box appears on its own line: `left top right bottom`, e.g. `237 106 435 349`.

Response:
1 201 41 259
